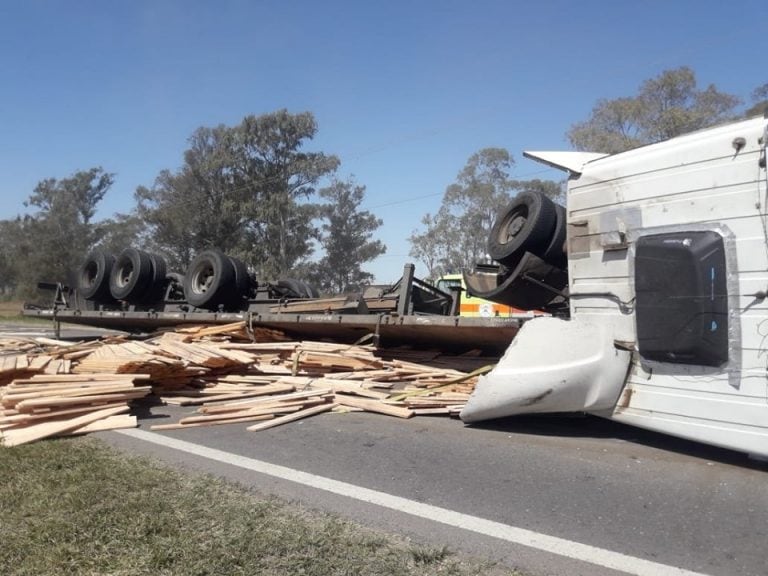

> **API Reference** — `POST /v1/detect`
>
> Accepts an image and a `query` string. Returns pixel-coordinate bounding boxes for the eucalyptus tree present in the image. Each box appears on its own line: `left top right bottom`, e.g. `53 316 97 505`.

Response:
568 67 740 153
136 110 339 275
7 167 115 296
311 178 385 293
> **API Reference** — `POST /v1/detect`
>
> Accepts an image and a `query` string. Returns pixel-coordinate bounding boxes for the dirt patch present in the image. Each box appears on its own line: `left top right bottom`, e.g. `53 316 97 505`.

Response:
0 302 24 317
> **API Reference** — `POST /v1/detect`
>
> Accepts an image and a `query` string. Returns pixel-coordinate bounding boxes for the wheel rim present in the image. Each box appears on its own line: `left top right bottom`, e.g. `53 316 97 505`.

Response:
82 261 98 289
116 262 134 288
190 264 215 295
498 208 528 245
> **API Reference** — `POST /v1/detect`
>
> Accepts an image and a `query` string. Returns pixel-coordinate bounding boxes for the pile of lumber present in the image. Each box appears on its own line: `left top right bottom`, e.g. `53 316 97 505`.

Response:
0 373 149 446
0 321 496 446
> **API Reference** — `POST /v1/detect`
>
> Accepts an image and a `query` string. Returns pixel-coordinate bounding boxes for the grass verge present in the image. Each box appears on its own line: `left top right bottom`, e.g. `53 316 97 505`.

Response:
0 314 54 325
0 300 52 324
0 438 519 576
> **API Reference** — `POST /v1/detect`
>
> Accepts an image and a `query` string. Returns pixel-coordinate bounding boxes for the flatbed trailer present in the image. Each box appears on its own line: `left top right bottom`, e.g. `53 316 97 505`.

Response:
23 262 533 353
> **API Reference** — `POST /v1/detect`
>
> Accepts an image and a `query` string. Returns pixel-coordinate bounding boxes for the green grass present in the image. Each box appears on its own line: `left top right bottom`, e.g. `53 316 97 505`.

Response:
0 314 54 325
0 300 53 324
0 438 520 576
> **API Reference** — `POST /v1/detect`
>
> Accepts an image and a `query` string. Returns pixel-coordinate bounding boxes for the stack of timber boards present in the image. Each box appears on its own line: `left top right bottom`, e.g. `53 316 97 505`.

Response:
0 321 497 446
0 374 148 446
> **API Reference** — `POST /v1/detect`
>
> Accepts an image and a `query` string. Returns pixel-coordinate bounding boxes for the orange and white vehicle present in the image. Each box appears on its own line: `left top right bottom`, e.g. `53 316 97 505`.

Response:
435 274 527 317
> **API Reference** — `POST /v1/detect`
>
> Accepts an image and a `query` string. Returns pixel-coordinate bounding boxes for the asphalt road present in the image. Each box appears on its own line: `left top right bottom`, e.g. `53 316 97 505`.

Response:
102 402 768 576
4 323 768 575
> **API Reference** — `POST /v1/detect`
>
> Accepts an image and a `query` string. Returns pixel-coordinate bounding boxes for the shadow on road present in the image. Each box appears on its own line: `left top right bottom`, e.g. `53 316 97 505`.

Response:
468 413 768 471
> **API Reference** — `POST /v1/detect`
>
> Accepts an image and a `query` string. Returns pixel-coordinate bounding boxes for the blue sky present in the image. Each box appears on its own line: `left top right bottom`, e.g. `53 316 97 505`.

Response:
1 1 765 281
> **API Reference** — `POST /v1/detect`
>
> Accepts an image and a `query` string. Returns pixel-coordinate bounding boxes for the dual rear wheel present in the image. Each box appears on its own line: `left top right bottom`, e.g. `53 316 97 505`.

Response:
487 191 567 269
182 249 250 310
77 247 168 305
77 247 318 311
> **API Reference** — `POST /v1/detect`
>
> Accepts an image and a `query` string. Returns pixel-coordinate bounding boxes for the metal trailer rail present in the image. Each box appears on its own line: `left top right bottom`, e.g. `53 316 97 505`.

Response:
23 307 523 353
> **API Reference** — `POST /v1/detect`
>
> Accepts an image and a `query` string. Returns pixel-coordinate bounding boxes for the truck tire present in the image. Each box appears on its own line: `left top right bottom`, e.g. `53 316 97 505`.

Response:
302 282 320 299
183 249 236 310
109 248 153 302
77 249 114 301
487 191 557 267
277 278 313 299
541 203 567 268
141 253 168 304
228 255 251 304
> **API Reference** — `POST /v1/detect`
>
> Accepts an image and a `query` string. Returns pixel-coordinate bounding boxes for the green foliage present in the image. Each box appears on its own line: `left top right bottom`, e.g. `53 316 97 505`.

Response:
408 149 562 280
27 167 113 225
745 82 768 118
568 67 741 153
0 219 23 296
514 178 564 205
136 110 340 276
410 545 452 565
237 111 340 278
1 168 115 297
310 178 386 293
136 124 255 269
408 213 452 282
93 212 147 256
409 148 515 279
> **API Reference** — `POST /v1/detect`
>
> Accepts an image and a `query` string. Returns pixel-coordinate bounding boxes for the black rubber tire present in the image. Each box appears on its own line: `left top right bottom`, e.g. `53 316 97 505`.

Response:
277 278 311 299
487 191 557 266
109 248 153 301
141 253 168 304
302 282 320 299
183 249 236 310
228 256 251 303
77 249 114 301
541 203 567 268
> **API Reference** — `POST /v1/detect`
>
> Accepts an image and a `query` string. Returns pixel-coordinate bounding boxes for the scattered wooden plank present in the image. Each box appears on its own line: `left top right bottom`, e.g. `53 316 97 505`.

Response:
0 405 129 447
33 337 80 348
412 407 452 415
246 402 337 432
0 401 128 426
13 388 151 411
179 321 247 340
0 321 495 444
151 413 273 431
179 404 304 425
305 377 391 399
197 389 334 414
334 394 413 419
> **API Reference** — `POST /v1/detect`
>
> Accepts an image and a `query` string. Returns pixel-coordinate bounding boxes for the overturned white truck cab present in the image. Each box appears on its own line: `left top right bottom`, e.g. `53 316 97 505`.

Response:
462 116 768 458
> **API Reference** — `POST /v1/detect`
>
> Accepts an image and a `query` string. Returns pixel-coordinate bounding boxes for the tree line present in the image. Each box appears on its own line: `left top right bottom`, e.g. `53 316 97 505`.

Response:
0 110 385 298
1 68 765 300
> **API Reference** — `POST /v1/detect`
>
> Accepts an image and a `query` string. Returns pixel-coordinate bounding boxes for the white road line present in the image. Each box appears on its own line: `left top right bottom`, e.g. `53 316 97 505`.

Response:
118 428 710 576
